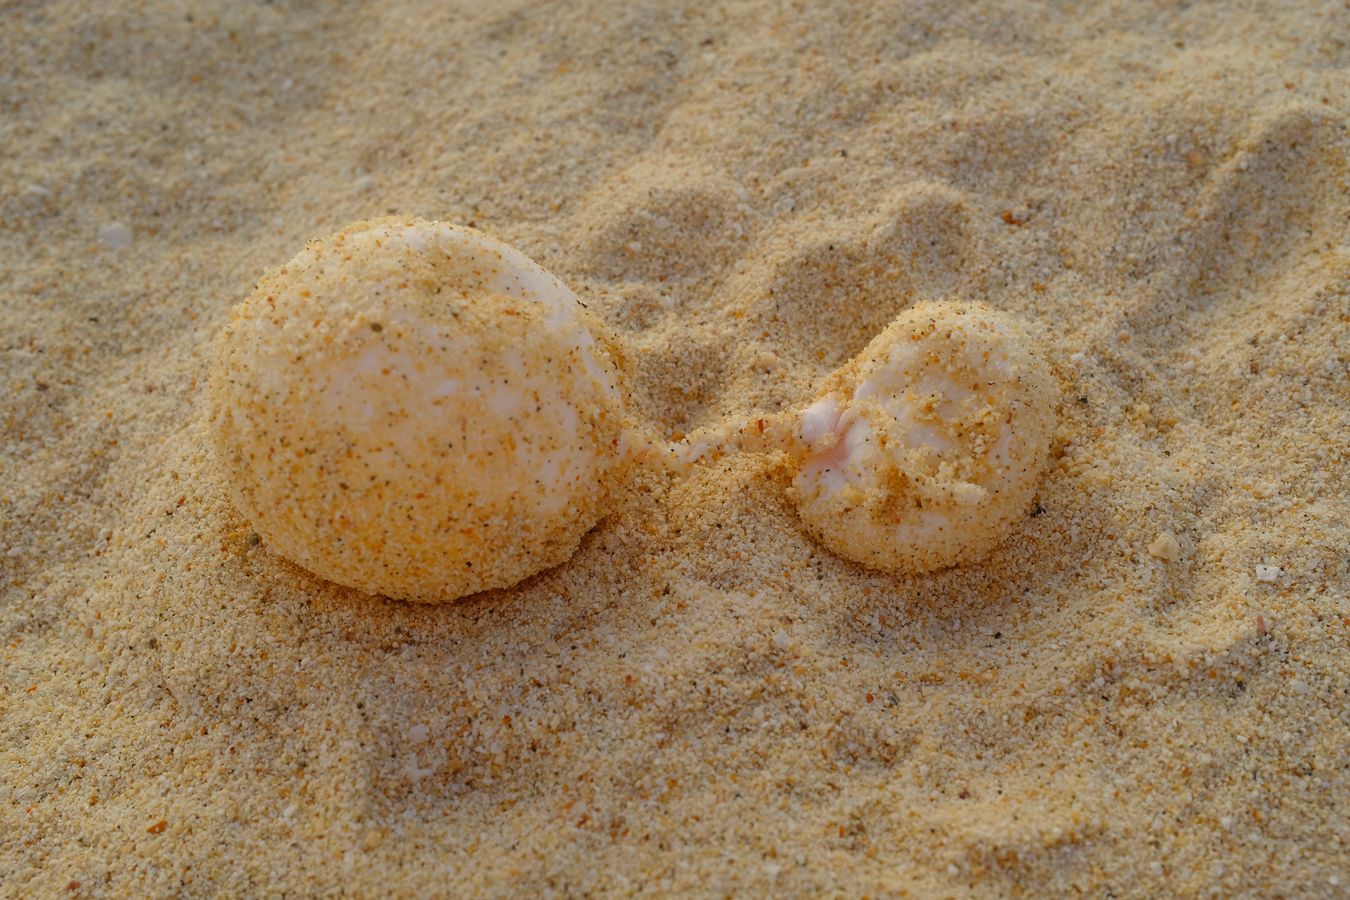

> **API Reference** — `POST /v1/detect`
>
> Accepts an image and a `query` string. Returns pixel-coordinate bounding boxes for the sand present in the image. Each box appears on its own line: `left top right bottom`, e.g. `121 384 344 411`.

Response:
2 1 1347 895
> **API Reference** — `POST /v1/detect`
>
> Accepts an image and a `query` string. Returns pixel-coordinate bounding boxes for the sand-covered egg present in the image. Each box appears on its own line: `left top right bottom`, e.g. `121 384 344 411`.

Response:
792 301 1055 573
209 218 630 602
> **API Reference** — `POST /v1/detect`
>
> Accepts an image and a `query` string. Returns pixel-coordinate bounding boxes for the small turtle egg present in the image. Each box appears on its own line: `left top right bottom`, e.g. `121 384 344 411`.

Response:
792 301 1055 573
209 218 629 602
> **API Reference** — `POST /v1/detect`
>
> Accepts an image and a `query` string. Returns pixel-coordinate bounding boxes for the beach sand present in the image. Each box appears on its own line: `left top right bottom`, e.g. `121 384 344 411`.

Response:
2 1 1348 895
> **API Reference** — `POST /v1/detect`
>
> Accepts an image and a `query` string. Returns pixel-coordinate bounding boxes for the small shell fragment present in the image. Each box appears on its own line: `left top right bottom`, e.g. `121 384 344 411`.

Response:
1254 564 1282 583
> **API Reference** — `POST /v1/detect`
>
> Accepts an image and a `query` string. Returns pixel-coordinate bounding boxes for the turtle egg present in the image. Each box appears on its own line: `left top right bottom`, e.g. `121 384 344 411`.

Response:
791 301 1056 573
209 217 629 602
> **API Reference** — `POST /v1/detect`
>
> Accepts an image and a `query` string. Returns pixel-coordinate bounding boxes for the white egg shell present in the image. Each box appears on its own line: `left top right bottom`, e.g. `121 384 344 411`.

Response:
792 301 1056 573
210 218 629 602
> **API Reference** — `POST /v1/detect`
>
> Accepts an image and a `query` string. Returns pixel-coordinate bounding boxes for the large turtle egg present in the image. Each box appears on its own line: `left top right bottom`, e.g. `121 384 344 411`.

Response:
210 218 629 602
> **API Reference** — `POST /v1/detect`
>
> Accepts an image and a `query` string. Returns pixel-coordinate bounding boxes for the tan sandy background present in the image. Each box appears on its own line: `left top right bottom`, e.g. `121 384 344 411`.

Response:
2 1 1348 895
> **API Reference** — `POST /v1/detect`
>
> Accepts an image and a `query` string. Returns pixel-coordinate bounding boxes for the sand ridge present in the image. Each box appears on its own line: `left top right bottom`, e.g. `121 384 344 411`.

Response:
2 1 1348 895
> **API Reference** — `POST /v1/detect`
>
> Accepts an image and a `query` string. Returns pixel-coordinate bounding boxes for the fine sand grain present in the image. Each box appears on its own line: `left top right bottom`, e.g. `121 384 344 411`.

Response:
2 1 1348 895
